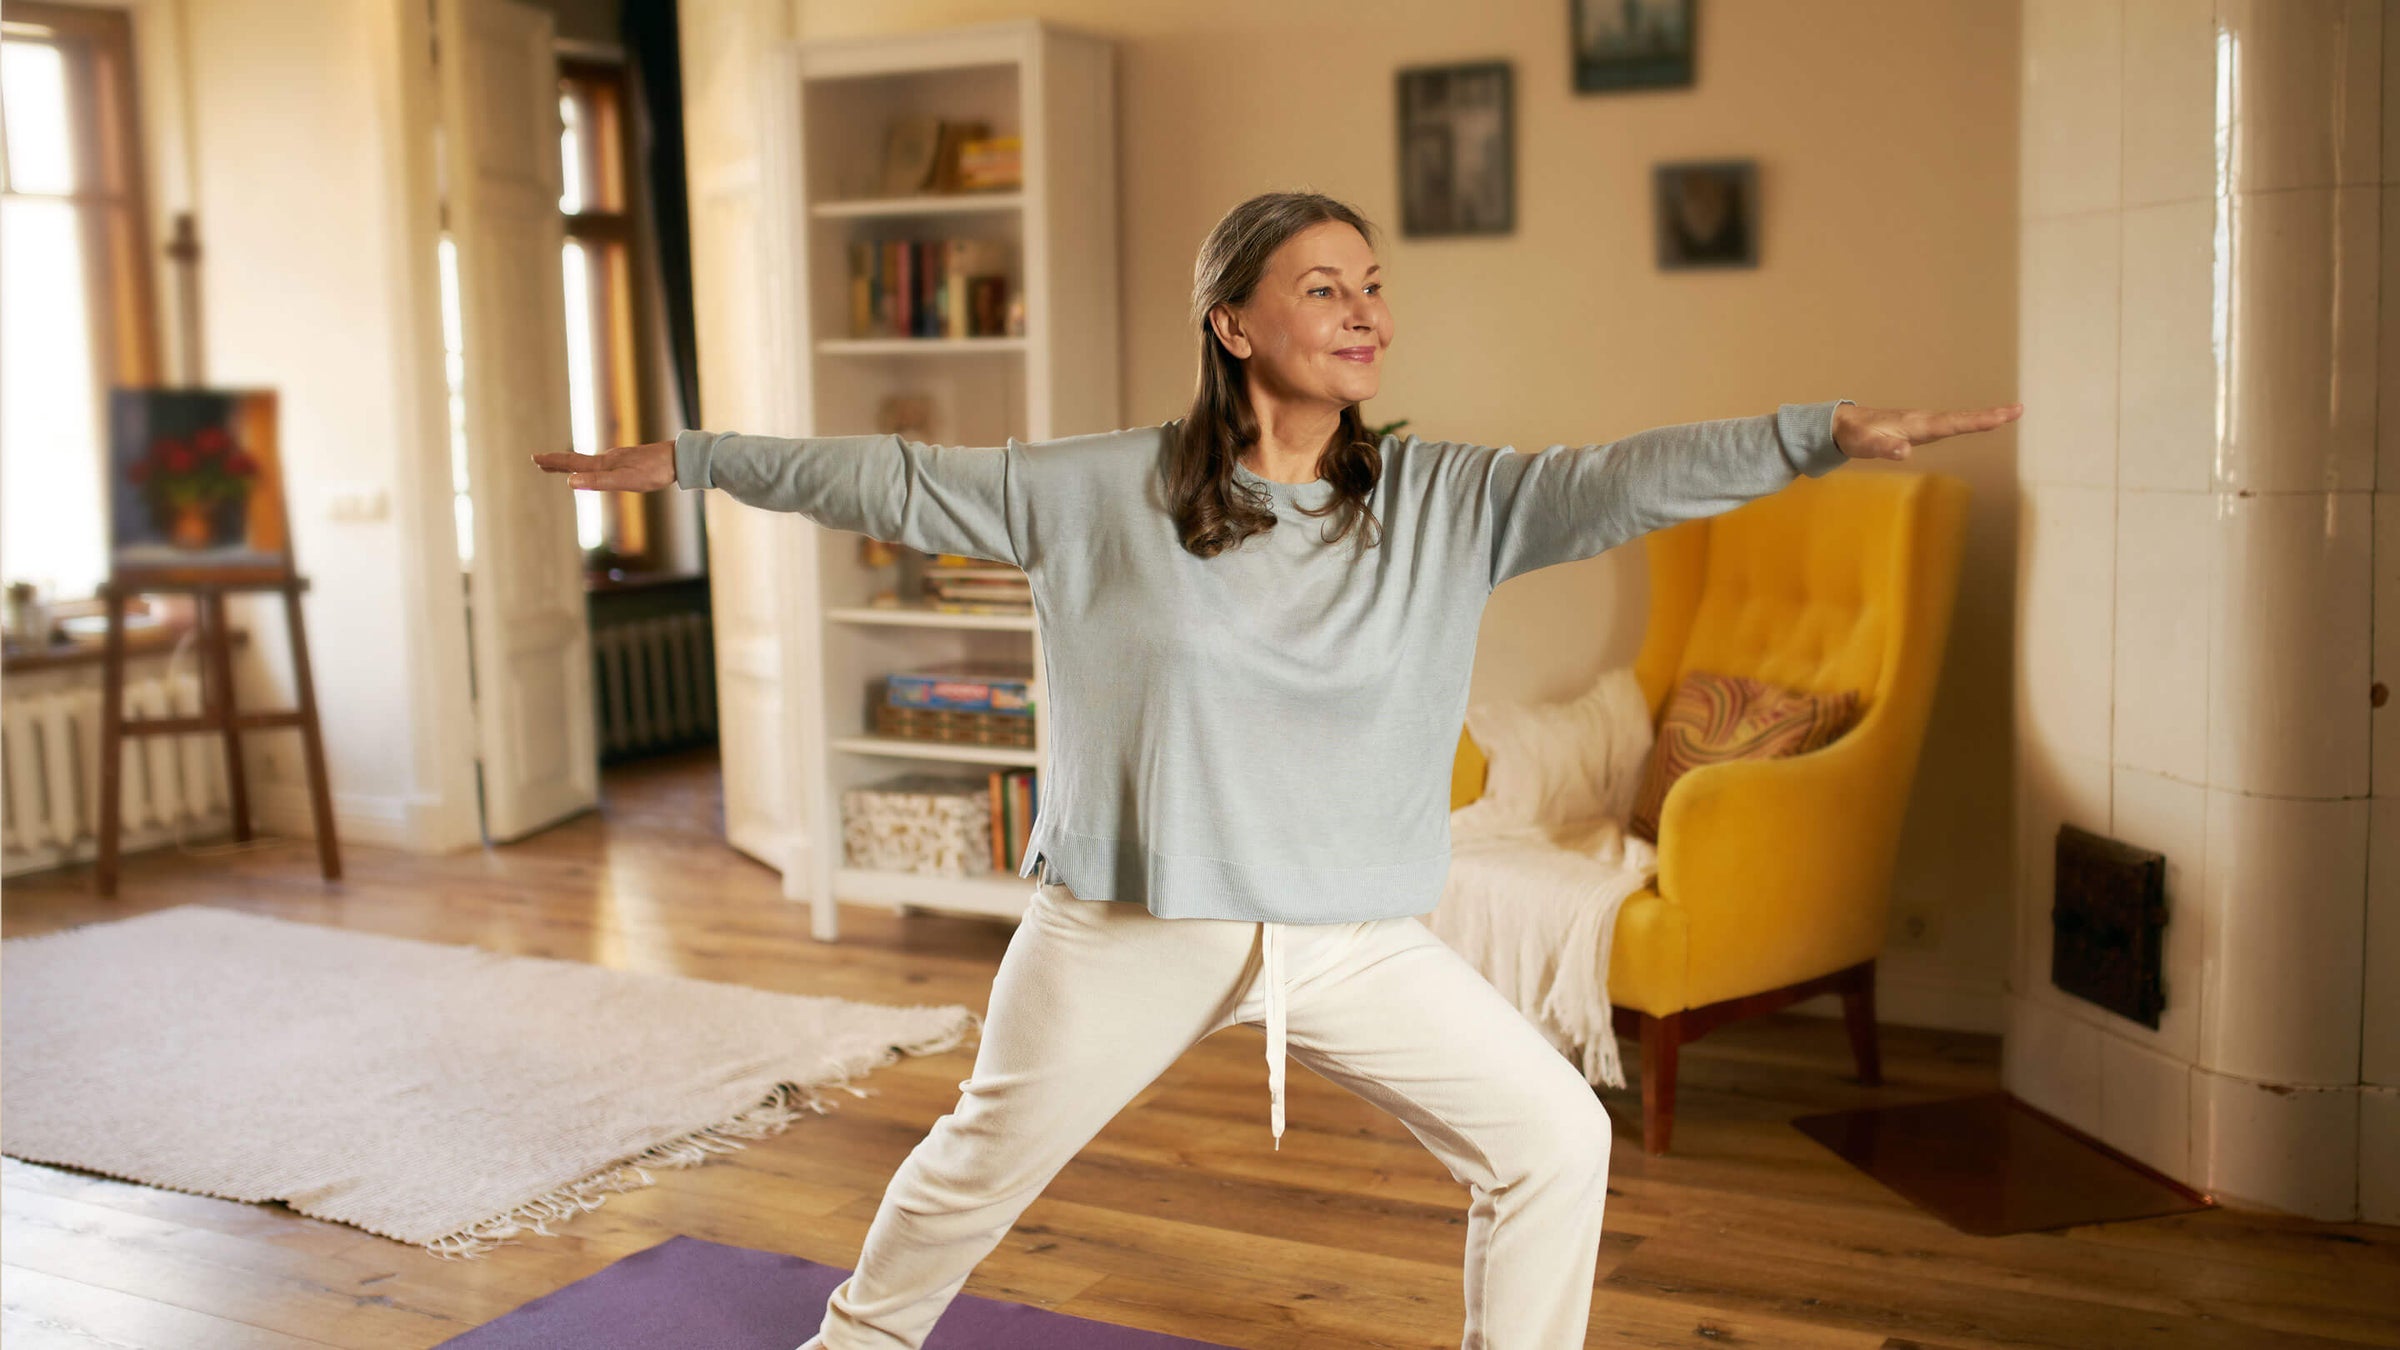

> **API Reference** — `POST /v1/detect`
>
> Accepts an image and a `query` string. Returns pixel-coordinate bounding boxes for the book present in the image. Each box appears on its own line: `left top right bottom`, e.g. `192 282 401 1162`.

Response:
878 114 944 196
848 241 873 339
928 119 989 193
956 135 1022 191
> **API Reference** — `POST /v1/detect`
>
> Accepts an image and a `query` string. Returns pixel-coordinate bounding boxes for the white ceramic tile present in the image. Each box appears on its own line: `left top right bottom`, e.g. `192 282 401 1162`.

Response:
2198 788 2369 1085
2006 993 2106 1138
2119 200 2219 491
2192 1067 2359 1219
2379 494 2400 800
2206 491 2374 799
2110 766 2208 1063
2020 215 2121 489
2217 187 2378 495
2365 795 2400 1086
2114 492 2212 782
2023 0 2125 219
2361 1088 2400 1224
2014 742 2114 997
2122 0 2218 205
2100 1032 2196 1179
2022 485 2118 755
2382 188 2400 490
2219 0 2382 193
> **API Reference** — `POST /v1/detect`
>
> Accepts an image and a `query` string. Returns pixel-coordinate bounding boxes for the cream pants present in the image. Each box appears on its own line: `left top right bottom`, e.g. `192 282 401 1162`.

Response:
798 876 1615 1349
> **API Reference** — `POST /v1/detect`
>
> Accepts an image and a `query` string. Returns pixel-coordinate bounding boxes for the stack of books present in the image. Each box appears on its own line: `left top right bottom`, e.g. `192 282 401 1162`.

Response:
955 135 1021 191
849 238 1013 340
921 553 1030 616
986 765 1038 873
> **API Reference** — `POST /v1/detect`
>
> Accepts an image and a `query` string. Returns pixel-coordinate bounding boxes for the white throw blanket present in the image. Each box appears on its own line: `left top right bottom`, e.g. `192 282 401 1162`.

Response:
1427 665 1659 1089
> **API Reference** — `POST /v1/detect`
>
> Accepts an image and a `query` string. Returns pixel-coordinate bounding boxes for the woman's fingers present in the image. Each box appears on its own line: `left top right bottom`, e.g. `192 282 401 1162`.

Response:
530 444 671 492
531 450 615 490
1905 403 2024 447
531 449 600 474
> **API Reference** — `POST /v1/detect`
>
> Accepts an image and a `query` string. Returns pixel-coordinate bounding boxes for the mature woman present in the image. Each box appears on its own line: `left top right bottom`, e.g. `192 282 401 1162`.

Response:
538 190 2019 1350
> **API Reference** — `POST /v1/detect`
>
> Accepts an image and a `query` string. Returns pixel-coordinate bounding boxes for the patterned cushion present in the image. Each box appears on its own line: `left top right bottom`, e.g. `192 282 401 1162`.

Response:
1628 671 1862 843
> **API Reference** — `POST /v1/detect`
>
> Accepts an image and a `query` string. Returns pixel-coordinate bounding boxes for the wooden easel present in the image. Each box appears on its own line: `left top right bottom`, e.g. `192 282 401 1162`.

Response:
94 570 339 896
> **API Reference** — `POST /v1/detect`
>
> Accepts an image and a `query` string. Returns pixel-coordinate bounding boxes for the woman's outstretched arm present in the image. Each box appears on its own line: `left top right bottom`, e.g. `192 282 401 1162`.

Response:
535 429 1022 567
1466 398 2020 589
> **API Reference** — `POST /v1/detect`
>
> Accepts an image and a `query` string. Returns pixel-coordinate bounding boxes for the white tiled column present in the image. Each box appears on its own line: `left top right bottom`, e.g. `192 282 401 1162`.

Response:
2012 0 2387 1222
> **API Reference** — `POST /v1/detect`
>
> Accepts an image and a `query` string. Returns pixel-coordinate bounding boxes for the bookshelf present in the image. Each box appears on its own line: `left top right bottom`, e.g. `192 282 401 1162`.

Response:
760 19 1118 940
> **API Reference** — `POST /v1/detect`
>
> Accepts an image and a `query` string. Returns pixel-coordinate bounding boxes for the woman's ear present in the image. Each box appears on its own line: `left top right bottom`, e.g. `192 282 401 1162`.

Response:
1207 303 1252 361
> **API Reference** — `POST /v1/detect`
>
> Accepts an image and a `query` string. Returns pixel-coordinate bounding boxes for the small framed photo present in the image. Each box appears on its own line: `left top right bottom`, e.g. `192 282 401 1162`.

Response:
1396 61 1513 238
1654 159 1757 270
1574 0 1697 94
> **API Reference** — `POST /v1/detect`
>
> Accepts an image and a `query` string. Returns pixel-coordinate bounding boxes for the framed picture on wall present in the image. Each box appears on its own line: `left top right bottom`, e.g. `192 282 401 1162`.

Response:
1573 0 1697 93
1396 61 1513 238
1654 159 1757 270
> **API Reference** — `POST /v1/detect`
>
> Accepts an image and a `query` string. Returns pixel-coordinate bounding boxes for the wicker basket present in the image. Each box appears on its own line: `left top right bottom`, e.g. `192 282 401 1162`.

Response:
870 695 1035 749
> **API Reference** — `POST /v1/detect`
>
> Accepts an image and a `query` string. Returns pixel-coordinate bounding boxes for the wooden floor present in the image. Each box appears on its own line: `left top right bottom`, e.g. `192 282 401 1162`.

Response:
4 749 2394 1349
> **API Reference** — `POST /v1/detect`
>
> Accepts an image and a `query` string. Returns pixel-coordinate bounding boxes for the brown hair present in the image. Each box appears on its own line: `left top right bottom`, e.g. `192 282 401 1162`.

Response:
1165 191 1386 559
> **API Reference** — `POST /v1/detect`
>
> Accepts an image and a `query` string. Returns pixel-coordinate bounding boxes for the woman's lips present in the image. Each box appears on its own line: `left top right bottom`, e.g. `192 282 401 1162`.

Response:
1334 348 1376 362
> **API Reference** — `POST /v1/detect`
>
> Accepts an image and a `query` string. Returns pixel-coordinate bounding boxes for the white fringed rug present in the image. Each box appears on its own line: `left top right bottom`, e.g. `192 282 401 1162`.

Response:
0 904 981 1258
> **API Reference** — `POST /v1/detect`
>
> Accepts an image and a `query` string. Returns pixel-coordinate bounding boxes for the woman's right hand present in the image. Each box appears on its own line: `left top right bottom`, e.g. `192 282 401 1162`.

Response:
532 440 677 492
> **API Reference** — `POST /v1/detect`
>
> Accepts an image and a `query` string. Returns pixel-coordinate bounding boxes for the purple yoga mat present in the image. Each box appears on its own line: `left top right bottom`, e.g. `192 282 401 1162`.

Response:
434 1234 1241 1350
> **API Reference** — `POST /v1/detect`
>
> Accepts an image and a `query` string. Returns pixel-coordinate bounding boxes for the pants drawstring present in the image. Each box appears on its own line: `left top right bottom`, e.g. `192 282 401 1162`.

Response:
1264 920 1286 1151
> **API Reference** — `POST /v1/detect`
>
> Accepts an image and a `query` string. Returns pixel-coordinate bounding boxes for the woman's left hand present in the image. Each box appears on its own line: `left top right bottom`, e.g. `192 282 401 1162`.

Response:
1834 401 2024 462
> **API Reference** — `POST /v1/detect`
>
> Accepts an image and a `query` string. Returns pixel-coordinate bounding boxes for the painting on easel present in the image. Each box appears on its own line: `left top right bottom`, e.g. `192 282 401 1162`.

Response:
106 388 290 580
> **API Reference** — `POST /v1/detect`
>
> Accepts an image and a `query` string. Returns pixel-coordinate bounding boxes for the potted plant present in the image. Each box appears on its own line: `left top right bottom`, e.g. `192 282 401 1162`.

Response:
126 423 259 549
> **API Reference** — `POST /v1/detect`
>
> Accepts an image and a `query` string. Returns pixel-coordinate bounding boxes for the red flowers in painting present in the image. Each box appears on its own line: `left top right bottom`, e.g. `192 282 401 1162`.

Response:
133 428 259 499
131 422 261 546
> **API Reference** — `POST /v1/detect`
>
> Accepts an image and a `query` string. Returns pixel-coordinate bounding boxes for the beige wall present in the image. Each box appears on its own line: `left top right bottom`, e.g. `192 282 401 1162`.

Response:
175 0 479 852
779 0 2024 1029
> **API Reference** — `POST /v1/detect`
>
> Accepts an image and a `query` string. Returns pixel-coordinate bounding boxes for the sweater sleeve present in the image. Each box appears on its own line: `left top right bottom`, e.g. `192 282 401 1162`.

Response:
1477 399 1852 589
674 428 1021 566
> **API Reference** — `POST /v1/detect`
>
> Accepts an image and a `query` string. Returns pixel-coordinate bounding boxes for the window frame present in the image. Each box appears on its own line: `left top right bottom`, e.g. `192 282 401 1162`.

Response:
2 2 161 390
557 54 658 572
1 1 164 601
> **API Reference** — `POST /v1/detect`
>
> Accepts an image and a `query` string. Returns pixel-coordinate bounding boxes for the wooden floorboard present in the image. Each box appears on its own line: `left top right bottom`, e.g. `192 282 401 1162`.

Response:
4 748 2393 1349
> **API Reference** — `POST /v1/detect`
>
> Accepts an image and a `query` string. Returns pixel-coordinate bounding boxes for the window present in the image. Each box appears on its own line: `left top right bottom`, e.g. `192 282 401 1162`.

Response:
440 55 660 577
1 3 159 603
558 57 653 572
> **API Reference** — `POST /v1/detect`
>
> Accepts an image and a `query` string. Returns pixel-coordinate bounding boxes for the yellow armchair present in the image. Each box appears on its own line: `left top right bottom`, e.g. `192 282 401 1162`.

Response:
1452 469 1971 1154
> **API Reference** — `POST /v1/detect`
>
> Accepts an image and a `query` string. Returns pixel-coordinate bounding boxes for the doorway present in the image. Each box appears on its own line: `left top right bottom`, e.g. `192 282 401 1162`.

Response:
435 0 721 847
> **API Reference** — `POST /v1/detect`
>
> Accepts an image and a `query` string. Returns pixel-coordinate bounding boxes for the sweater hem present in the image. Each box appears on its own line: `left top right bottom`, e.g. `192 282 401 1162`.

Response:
1020 823 1451 924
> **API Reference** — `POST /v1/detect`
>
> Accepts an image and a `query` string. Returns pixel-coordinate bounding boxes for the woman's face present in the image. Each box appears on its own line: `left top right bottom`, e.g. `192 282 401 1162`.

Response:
1209 220 1392 413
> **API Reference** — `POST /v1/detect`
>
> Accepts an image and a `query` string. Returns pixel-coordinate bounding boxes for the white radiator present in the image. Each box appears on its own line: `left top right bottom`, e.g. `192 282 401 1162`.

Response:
1 665 230 877
590 612 717 759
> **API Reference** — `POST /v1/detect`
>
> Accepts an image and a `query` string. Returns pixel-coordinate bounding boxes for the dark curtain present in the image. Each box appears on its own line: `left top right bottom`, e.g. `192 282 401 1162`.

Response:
621 0 700 430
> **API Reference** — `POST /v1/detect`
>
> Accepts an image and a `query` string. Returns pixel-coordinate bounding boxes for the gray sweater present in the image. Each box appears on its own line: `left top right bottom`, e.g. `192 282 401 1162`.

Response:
675 400 1852 924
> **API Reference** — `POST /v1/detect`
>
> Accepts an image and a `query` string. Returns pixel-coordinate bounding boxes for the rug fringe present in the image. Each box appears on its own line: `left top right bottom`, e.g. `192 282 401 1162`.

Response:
420 1006 984 1261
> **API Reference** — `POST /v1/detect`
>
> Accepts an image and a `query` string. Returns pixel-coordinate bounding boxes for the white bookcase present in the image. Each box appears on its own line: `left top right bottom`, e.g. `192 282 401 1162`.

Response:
759 18 1119 940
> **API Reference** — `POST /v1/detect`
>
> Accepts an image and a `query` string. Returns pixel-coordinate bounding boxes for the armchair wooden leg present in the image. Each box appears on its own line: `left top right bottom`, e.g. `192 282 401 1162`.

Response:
1639 1012 1682 1155
1840 960 1882 1087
